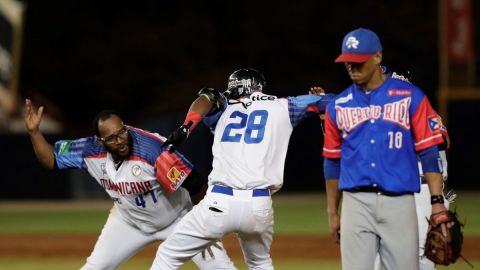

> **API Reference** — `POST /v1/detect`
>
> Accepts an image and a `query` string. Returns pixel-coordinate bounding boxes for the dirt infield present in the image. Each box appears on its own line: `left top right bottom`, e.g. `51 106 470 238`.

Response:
0 234 478 260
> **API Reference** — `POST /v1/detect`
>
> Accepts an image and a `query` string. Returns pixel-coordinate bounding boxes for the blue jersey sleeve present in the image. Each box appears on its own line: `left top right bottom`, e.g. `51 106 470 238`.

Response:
287 94 335 127
130 128 166 165
54 137 92 170
203 96 228 131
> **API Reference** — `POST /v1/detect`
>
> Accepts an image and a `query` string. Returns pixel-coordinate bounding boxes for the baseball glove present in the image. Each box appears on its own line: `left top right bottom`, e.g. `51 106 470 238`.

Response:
163 122 191 153
424 210 465 266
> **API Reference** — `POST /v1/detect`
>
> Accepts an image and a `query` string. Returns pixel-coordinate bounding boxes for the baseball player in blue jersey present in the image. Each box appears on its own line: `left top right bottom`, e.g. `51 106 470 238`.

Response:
24 99 235 270
323 29 447 270
149 68 334 270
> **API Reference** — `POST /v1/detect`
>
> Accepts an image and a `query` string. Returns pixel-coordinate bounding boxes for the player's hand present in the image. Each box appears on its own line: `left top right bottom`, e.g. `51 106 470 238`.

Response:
163 123 191 153
431 203 452 237
24 99 44 135
309 86 326 95
327 212 341 244
201 241 223 260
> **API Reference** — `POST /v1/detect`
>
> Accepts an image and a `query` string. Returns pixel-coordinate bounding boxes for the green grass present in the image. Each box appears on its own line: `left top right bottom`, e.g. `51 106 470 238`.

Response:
0 195 330 235
273 194 329 235
0 194 328 235
0 211 108 234
0 192 479 235
438 261 479 270
448 192 480 235
0 200 111 234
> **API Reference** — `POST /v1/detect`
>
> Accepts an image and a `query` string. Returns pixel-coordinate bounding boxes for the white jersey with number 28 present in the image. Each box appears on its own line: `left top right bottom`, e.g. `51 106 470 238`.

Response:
203 91 331 194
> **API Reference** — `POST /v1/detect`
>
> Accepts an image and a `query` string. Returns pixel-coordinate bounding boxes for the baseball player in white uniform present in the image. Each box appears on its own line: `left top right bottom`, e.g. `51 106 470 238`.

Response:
149 68 334 270
24 99 235 270
375 125 450 270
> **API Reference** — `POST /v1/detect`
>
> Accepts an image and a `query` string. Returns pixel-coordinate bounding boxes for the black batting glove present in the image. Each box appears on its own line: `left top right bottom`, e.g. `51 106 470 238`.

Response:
164 121 193 153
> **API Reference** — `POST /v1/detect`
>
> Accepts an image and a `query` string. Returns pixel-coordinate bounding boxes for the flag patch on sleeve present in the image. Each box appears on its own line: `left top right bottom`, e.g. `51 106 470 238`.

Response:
57 140 73 155
428 116 441 131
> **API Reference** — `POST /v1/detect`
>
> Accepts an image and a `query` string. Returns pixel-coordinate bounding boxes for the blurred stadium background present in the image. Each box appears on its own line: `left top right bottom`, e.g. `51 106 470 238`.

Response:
2 0 480 196
0 0 479 269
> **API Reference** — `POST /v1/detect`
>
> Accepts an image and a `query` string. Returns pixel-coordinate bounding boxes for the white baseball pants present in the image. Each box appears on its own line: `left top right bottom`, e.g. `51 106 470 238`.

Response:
151 185 275 270
80 206 234 270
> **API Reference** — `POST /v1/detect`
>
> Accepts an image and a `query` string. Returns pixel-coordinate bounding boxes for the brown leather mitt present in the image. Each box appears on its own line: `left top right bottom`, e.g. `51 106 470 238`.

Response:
424 210 464 266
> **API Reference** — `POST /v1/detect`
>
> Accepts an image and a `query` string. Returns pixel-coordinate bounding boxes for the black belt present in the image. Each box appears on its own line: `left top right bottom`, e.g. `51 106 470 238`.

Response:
346 186 413 197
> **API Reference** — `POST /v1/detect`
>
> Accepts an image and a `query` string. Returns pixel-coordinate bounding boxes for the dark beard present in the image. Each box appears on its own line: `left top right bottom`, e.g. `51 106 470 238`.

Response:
109 133 133 167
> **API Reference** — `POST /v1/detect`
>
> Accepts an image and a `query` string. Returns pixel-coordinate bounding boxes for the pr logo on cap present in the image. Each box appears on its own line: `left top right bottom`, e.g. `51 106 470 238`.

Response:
335 28 382 63
346 37 359 49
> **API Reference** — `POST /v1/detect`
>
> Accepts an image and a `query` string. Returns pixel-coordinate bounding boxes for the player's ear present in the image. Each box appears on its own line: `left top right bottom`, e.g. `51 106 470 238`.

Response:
374 52 382 65
96 136 106 146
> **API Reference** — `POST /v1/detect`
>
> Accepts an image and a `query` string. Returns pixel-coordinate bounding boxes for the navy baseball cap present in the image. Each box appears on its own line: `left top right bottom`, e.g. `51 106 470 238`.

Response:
335 28 382 63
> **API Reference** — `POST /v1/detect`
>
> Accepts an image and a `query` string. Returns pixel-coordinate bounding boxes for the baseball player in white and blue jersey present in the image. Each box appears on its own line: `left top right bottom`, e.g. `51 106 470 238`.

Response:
24 99 235 270
150 68 334 270
373 69 452 270
323 29 447 270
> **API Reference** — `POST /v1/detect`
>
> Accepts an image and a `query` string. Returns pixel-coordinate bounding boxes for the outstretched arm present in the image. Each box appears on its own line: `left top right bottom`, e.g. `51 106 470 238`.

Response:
188 95 214 117
164 88 220 152
24 99 55 170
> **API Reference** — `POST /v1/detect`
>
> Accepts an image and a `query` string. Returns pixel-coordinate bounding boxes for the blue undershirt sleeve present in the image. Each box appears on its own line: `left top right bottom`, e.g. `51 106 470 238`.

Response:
323 157 340 180
418 145 442 173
